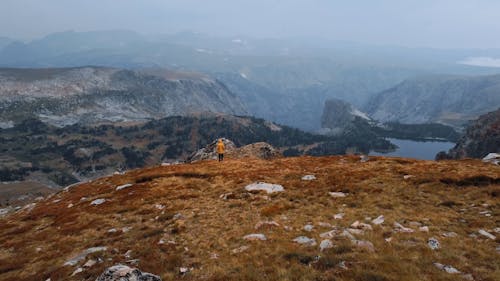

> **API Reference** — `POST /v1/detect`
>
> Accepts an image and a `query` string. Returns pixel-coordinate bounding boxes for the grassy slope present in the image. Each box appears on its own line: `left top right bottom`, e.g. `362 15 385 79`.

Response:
0 156 499 281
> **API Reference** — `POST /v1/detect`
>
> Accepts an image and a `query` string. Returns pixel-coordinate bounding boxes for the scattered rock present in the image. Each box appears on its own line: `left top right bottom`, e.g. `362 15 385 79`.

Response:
320 228 341 239
71 267 83 276
441 232 458 238
301 175 316 181
219 192 236 200
317 222 333 228
83 259 97 268
90 199 106 206
347 228 364 235
385 237 393 243
338 261 348 270
482 153 500 165
434 262 461 274
329 192 347 198
179 267 189 274
96 264 161 281
341 230 357 241
334 213 344 219
403 175 414 180
243 234 267 241
419 226 429 232
124 250 132 259
371 215 385 225
351 221 373 230
67 203 74 208
116 183 133 191
478 229 496 240
232 245 250 254
122 227 132 233
155 204 165 210
255 221 280 230
409 221 422 227
394 222 414 233
352 240 375 252
64 247 107 266
245 182 284 194
360 155 370 163
293 236 317 246
427 238 440 250
319 239 334 251
304 224 314 232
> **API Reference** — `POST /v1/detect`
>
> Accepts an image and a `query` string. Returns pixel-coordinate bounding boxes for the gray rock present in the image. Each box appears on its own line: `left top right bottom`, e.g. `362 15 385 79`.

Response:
96 264 161 281
293 236 317 246
427 237 440 250
393 222 414 233
64 247 107 266
116 183 133 191
328 192 347 198
319 239 334 251
245 182 284 194
478 229 496 240
371 215 385 225
434 262 461 274
243 234 267 241
90 199 106 206
301 175 316 181
303 224 314 232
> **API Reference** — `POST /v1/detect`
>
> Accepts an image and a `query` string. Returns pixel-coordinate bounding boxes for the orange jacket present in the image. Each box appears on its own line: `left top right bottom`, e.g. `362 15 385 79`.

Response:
216 140 225 154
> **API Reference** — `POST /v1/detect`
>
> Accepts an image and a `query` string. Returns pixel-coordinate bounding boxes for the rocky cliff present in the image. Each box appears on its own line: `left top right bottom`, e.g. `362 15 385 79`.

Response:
365 74 500 127
439 108 500 159
320 98 371 135
0 67 247 126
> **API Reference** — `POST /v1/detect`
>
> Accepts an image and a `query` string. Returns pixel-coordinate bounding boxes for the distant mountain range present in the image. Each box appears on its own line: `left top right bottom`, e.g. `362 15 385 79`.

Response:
2 30 500 131
0 67 246 127
365 74 500 127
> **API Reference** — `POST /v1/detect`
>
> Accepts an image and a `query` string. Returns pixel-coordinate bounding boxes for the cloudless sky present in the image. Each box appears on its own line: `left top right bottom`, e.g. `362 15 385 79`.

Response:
2 0 500 48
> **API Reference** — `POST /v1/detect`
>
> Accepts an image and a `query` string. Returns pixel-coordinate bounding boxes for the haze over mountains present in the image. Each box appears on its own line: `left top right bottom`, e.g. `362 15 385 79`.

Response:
1 30 500 131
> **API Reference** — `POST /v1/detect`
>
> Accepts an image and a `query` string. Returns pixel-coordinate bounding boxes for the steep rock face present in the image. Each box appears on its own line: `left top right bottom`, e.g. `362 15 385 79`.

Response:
365 74 500 126
320 98 371 135
0 67 247 126
442 108 500 159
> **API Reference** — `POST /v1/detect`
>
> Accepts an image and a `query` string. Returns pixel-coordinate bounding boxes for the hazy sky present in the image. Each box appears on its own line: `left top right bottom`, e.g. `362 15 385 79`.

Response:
2 0 500 48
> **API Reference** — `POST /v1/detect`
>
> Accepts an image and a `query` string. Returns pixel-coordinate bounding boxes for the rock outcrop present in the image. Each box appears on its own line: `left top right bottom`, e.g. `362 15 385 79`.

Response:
320 98 371 135
438 108 500 159
96 265 161 281
186 139 281 162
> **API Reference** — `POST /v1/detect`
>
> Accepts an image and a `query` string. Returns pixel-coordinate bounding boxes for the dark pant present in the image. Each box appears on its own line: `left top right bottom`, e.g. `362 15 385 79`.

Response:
218 153 224 161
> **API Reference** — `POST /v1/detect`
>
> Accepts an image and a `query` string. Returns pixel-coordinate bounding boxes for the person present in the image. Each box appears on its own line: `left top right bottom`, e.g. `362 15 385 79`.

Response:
216 139 225 162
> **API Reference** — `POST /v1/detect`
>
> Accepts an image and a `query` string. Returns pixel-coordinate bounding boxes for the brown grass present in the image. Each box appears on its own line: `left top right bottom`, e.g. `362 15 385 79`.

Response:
0 156 499 280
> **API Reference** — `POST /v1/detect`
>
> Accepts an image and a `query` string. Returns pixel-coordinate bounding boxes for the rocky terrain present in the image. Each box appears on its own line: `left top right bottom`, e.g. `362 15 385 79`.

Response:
0 67 246 126
320 98 371 135
0 155 498 280
438 108 500 159
365 74 500 127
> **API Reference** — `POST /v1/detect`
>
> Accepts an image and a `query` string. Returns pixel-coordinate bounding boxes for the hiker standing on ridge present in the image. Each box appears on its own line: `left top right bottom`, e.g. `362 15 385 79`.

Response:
217 139 225 162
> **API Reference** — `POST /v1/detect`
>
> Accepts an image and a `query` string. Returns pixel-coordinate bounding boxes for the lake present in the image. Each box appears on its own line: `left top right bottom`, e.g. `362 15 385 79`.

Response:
370 138 456 160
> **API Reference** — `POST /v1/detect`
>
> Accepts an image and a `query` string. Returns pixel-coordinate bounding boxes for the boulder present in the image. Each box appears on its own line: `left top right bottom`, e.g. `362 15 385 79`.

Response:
427 238 440 250
243 234 267 241
293 236 317 246
319 239 334 251
245 182 284 194
96 264 161 281
483 153 500 165
301 175 316 181
371 215 385 225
